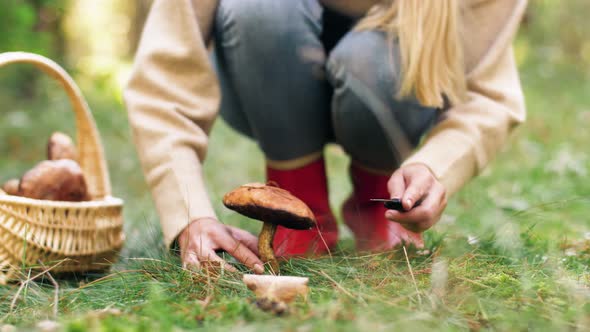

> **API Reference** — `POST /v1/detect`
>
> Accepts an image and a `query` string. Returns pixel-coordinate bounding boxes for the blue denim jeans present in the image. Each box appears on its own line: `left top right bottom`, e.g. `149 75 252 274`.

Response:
213 0 438 171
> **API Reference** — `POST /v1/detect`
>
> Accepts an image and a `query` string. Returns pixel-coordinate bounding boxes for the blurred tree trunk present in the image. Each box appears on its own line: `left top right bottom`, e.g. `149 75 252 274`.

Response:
15 0 66 98
30 0 66 60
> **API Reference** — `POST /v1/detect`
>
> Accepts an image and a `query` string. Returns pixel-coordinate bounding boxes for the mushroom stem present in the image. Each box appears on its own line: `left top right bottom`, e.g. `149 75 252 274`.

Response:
258 222 279 274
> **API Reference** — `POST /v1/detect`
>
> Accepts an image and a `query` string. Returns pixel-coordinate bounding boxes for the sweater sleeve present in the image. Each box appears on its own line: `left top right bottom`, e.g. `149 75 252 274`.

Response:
124 0 220 248
402 0 528 196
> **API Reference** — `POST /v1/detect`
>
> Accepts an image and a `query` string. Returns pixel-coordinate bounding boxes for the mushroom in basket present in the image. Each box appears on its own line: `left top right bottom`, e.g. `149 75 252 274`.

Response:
18 159 89 201
47 131 77 161
223 182 316 274
1 179 19 196
1 132 89 201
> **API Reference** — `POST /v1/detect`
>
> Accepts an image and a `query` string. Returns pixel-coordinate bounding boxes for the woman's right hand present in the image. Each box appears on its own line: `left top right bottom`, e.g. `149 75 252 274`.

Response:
177 218 265 274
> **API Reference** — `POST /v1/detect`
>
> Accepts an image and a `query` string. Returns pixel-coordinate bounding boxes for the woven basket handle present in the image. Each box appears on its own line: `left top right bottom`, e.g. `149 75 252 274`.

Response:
0 52 111 199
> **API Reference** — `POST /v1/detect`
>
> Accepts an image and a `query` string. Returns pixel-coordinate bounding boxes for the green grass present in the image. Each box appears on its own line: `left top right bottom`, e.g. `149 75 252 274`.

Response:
0 41 589 331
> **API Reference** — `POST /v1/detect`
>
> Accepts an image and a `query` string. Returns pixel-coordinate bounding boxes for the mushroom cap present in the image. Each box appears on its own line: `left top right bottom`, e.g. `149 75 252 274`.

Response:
19 159 89 201
223 183 316 230
1 179 19 196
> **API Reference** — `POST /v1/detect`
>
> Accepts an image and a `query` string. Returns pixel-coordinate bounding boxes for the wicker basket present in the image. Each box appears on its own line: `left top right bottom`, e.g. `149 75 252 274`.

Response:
0 52 124 284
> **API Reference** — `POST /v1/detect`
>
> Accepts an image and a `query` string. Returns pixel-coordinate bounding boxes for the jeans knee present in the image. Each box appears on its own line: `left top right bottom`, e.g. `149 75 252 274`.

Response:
215 0 320 49
327 30 400 92
216 0 259 45
327 31 439 170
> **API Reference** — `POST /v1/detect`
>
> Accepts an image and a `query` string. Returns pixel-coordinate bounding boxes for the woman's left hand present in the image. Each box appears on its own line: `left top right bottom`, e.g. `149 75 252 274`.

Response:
385 163 447 232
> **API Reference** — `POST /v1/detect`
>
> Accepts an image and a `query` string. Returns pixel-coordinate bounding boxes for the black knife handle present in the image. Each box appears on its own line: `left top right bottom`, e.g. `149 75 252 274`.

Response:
383 198 404 211
381 198 423 212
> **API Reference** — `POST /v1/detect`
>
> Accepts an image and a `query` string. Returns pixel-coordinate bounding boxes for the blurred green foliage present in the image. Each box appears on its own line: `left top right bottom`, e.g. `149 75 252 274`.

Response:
0 0 65 56
522 0 590 67
0 0 66 98
1 0 590 100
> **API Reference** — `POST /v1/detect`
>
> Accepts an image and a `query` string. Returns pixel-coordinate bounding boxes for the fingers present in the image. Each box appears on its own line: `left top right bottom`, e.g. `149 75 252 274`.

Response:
386 181 447 232
227 226 260 255
387 170 406 201
182 250 201 270
393 224 424 247
401 170 433 210
217 229 264 274
178 220 264 274
182 243 236 273
198 249 238 273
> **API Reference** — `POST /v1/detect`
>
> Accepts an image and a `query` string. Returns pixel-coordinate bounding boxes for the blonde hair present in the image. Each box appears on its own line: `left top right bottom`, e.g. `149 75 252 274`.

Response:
356 0 466 108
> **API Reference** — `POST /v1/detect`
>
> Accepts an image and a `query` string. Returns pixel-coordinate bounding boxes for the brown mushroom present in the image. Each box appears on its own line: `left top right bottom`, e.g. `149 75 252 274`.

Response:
223 182 316 274
19 159 89 201
47 132 77 161
1 179 20 196
243 274 309 315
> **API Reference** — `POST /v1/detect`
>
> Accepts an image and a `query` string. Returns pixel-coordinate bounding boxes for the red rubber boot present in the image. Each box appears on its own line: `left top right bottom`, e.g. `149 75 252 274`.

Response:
267 158 339 257
342 164 423 252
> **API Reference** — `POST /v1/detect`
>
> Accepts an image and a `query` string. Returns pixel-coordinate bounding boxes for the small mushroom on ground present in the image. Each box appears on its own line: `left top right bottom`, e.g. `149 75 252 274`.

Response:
243 274 309 315
1 179 20 196
18 159 90 201
47 131 77 161
223 182 316 274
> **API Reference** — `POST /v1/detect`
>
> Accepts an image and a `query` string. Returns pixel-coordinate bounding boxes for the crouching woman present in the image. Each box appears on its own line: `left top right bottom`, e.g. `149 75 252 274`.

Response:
124 0 527 272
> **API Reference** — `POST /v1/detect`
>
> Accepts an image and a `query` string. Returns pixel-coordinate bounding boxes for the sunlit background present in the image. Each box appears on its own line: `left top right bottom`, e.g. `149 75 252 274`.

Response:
3 1 590 102
0 1 589 330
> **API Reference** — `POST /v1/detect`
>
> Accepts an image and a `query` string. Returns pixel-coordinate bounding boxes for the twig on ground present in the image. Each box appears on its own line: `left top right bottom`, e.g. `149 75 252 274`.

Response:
38 260 59 319
315 228 334 264
126 257 180 267
9 260 66 314
317 270 367 307
456 276 492 289
73 269 144 291
46 272 59 318
318 270 354 299
403 246 422 306
10 270 31 314
477 298 489 321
